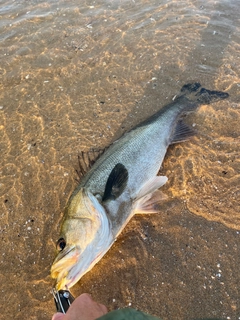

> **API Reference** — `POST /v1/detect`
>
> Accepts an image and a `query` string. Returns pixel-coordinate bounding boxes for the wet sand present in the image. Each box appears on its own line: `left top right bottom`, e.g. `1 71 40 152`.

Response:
0 0 239 319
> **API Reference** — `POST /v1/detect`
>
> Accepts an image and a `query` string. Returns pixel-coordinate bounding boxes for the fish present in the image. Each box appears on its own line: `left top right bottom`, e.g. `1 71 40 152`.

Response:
51 83 229 290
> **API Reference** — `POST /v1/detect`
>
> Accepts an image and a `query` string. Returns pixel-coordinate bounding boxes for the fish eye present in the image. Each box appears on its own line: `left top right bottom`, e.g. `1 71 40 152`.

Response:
56 237 66 251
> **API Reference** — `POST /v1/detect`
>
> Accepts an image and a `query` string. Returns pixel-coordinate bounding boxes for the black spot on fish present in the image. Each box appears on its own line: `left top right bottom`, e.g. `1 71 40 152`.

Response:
102 163 128 202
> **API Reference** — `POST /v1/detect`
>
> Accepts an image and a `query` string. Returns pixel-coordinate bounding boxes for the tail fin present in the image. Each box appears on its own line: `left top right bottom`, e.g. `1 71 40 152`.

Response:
195 87 229 104
180 82 229 104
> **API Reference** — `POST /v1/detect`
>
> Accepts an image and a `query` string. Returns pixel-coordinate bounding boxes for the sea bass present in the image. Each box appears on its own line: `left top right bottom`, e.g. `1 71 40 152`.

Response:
51 83 228 290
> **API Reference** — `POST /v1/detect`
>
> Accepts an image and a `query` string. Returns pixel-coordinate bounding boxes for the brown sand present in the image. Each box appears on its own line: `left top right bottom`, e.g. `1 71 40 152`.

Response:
0 0 239 319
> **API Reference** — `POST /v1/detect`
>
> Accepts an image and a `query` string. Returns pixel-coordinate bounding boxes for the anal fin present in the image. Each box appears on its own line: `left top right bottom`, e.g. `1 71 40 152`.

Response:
133 176 168 214
134 190 168 214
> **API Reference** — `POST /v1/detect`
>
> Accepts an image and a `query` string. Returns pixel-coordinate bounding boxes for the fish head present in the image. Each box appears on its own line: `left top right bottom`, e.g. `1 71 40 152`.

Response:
51 188 112 290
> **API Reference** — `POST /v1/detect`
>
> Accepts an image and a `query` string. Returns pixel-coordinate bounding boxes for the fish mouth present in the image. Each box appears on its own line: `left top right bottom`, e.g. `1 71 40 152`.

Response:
51 243 111 290
52 245 76 264
51 245 81 290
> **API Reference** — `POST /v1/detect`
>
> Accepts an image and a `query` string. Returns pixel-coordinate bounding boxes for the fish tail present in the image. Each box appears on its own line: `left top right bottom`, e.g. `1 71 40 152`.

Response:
180 82 229 104
169 83 229 144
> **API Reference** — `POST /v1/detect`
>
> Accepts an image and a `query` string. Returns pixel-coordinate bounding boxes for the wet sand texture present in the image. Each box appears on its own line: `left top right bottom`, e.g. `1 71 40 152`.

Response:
0 0 239 319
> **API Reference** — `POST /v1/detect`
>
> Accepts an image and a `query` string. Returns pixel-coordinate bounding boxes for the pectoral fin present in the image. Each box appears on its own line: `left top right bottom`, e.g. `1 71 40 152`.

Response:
102 163 128 202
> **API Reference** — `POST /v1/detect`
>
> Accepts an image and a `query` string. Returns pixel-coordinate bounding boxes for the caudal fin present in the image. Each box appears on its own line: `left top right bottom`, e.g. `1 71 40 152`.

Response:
180 82 229 104
195 87 229 104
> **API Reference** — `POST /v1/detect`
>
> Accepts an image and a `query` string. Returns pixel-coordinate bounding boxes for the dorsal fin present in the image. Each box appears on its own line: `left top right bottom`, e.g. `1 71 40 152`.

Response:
75 149 105 182
102 163 128 202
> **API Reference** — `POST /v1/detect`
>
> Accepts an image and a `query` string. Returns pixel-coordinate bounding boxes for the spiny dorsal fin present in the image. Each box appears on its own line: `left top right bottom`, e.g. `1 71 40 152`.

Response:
170 120 195 144
75 149 105 182
102 163 128 202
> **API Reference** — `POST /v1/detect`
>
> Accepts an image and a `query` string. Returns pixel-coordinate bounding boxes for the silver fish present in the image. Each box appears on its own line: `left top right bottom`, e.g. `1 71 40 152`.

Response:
51 83 228 290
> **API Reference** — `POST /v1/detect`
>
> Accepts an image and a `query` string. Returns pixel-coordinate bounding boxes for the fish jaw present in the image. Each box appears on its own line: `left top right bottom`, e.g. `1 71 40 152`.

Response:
51 245 81 289
53 235 113 290
51 229 114 290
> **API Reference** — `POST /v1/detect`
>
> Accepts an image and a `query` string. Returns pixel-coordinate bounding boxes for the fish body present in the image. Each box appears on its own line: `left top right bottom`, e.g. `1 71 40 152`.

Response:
51 83 229 290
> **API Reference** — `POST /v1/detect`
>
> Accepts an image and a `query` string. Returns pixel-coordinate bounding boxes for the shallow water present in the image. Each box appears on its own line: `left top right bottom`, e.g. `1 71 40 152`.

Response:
0 0 239 319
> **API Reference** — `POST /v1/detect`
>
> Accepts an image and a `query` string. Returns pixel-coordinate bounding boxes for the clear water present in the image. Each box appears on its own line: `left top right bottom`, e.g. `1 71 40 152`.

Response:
0 0 239 319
